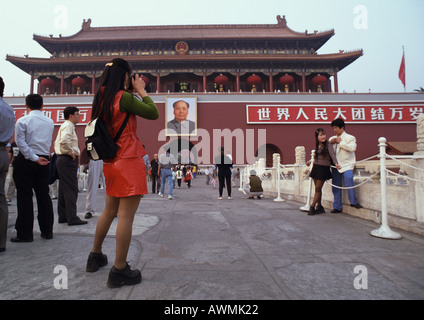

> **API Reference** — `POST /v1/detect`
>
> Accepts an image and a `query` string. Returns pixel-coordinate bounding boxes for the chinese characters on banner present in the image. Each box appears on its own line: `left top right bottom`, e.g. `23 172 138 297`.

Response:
247 104 424 124
12 105 92 125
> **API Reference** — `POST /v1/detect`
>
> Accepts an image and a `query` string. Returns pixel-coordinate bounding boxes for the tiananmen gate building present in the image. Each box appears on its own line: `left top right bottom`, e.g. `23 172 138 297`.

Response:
5 16 424 166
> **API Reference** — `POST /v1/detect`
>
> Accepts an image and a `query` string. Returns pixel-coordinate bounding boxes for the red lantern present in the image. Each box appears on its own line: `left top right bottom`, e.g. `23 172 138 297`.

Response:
312 74 327 92
279 74 294 85
247 74 261 92
312 74 327 86
71 76 86 94
214 74 228 92
72 76 86 88
139 75 150 85
214 74 228 86
40 77 55 94
279 74 294 92
41 77 55 88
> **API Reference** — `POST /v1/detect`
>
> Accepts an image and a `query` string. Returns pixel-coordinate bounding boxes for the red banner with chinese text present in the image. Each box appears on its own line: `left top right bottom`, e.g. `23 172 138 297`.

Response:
246 104 424 124
12 105 92 126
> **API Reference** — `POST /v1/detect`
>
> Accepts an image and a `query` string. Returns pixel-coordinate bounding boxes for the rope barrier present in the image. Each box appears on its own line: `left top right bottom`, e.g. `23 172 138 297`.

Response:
325 171 379 189
386 168 424 184
386 154 424 173
239 137 424 241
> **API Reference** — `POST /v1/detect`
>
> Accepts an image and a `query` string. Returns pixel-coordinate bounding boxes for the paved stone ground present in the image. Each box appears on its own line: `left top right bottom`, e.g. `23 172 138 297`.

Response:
1 175 424 301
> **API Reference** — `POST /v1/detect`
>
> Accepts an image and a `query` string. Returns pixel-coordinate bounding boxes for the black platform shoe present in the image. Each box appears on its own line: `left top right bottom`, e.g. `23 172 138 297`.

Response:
308 206 316 216
107 263 142 288
316 205 325 214
86 252 108 272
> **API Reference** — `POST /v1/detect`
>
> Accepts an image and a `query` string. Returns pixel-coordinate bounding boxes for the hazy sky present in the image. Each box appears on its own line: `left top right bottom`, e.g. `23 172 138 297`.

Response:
1 0 423 96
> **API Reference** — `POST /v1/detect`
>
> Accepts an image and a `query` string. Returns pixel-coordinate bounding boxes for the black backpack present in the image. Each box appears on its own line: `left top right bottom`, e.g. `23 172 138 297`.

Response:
84 113 130 160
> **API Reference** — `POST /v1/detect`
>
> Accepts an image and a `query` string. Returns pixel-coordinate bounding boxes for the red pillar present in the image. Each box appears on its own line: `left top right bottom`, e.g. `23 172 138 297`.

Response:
302 72 306 92
269 72 274 92
203 72 207 92
60 75 64 94
333 72 339 93
30 75 34 94
91 74 96 94
236 71 240 92
156 73 161 93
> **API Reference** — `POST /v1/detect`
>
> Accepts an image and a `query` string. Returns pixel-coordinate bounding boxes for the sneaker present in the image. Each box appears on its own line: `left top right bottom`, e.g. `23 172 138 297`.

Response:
228 196 232 200
218 197 222 200
350 203 363 209
107 263 141 288
168 195 173 200
86 252 108 272
331 209 342 214
159 193 164 198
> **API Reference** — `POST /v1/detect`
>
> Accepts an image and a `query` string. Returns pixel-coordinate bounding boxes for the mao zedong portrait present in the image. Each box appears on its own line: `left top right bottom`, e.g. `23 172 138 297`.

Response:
166 99 196 135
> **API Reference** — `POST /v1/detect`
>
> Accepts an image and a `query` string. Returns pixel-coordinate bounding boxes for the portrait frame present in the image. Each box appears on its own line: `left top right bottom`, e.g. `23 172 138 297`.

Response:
165 96 197 136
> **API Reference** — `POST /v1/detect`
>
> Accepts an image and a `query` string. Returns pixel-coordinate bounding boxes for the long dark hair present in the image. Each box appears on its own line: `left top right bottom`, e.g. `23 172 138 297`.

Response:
91 58 132 127
314 128 329 160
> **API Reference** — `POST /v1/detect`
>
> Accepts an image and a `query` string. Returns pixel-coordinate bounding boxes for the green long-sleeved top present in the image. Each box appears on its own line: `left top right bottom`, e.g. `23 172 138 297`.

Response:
119 92 159 120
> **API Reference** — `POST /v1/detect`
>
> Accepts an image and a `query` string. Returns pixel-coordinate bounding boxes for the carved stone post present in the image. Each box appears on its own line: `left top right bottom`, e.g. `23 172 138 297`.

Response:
414 114 424 222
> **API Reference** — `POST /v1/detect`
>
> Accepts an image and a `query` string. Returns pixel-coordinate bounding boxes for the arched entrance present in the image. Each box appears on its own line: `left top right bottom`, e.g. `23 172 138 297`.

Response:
256 144 283 167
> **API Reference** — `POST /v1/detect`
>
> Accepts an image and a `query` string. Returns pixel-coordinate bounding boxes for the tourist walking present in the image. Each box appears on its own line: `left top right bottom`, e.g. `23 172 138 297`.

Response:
54 106 87 226
214 147 233 199
158 149 176 199
329 118 363 213
150 154 160 193
11 94 55 242
86 58 159 288
0 76 15 251
184 166 192 188
307 128 340 215
176 165 183 188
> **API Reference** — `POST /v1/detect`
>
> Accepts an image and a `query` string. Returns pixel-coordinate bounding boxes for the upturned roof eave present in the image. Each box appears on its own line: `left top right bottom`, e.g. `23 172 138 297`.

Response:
33 22 335 53
6 50 362 74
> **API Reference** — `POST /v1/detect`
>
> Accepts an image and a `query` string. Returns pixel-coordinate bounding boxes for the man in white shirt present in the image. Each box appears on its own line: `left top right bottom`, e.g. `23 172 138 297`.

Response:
54 106 87 225
329 118 363 213
12 94 55 242
0 77 15 250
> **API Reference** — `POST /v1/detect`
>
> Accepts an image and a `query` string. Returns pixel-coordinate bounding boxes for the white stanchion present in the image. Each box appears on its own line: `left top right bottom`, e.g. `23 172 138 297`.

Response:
299 178 312 212
300 150 315 212
370 137 402 240
238 168 245 192
274 154 285 202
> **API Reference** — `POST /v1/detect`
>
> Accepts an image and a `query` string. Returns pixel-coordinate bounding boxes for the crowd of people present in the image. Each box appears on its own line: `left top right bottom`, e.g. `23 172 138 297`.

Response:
0 58 362 288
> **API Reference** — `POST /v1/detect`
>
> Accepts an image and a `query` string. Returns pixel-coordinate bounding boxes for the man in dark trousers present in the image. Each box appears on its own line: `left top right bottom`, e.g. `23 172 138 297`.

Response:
54 106 87 225
214 147 233 200
0 76 16 250
150 153 160 193
12 94 55 242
